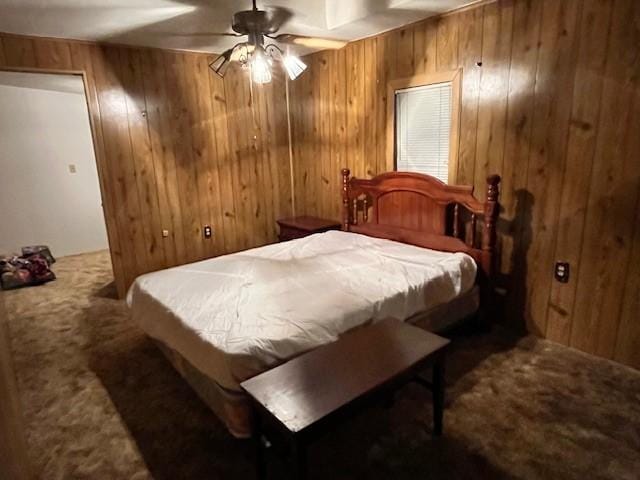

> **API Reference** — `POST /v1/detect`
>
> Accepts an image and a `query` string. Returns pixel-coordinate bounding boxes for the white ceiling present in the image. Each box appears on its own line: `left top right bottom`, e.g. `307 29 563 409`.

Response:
0 0 474 54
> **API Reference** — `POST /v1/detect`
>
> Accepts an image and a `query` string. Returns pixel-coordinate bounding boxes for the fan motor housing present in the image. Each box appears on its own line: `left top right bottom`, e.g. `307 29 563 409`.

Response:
233 10 278 35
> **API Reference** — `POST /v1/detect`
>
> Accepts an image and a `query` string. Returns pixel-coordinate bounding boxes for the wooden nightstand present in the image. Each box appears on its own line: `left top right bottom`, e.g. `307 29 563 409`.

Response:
277 216 341 242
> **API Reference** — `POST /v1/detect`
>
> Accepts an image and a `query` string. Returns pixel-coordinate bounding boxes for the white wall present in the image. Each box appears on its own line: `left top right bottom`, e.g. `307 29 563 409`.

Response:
0 72 109 258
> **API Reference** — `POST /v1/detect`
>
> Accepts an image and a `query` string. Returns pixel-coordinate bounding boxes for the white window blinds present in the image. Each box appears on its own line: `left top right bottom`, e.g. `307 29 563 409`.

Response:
395 81 452 183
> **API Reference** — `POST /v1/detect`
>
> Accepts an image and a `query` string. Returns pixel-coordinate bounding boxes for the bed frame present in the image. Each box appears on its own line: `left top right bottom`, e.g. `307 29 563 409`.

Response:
341 168 501 322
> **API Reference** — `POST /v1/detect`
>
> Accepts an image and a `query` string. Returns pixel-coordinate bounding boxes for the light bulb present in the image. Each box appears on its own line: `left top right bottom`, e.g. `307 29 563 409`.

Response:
283 54 307 81
251 51 272 84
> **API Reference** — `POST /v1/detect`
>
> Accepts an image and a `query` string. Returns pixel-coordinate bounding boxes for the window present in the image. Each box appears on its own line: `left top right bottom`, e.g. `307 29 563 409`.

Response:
395 82 452 183
387 71 460 184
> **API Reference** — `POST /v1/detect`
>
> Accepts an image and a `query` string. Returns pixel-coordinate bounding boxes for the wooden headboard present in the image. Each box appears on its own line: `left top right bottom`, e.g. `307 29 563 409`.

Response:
341 169 501 281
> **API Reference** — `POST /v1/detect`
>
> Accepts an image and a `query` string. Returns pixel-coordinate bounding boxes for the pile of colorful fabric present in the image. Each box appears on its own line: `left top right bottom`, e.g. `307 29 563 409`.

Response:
0 246 56 290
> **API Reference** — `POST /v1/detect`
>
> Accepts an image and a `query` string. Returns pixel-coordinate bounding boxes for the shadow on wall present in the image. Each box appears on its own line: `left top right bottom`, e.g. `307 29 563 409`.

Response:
496 189 534 334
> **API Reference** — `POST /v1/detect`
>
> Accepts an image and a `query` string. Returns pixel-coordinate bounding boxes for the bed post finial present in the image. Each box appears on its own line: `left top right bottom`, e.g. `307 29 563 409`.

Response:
341 168 351 231
481 174 501 272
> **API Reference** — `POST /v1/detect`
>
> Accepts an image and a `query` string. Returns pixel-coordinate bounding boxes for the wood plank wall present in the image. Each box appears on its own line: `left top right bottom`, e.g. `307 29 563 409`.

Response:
0 33 293 297
289 0 640 368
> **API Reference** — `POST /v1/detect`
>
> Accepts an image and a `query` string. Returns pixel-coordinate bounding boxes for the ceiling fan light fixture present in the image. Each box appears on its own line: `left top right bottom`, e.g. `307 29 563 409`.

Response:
251 49 272 84
283 54 307 81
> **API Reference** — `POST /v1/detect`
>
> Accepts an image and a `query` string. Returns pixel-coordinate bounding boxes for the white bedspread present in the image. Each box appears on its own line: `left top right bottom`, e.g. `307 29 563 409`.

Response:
127 230 476 390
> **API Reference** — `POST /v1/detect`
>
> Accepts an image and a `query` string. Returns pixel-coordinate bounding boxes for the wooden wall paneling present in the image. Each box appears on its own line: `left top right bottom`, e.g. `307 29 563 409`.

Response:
382 32 398 171
272 74 294 222
244 76 269 247
2 36 36 67
182 53 219 258
423 18 438 75
332 48 348 219
456 5 485 185
222 66 249 248
34 38 72 70
363 37 378 179
296 60 315 215
139 49 185 267
545 0 614 343
346 41 366 178
279 79 294 220
500 0 543 320
70 42 127 294
267 78 284 238
316 52 332 218
412 21 426 75
570 0 640 357
324 51 336 220
184 53 226 257
261 72 290 230
308 54 322 217
206 58 239 253
395 27 414 78
312 54 324 214
269 77 288 233
255 79 278 241
118 47 167 272
522 0 581 336
473 1 514 199
436 14 459 72
615 184 640 368
228 66 262 249
296 67 310 216
288 72 304 216
91 45 149 288
372 34 396 174
164 51 205 262
296 61 310 216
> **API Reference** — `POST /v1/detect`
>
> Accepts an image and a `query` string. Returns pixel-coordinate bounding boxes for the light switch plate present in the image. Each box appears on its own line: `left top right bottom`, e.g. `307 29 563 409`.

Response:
162 229 169 238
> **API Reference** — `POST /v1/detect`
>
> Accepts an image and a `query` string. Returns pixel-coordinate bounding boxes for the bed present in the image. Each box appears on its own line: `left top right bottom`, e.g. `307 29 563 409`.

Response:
127 170 501 438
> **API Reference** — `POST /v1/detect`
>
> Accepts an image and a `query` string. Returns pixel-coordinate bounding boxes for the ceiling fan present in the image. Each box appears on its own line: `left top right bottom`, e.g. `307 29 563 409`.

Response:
209 0 348 84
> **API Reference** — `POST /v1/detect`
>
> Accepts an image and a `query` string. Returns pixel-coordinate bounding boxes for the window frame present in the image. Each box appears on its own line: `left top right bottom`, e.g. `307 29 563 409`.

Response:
386 69 462 184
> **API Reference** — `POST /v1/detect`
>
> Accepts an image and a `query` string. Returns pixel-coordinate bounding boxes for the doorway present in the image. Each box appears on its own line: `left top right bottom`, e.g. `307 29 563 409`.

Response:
0 71 110 262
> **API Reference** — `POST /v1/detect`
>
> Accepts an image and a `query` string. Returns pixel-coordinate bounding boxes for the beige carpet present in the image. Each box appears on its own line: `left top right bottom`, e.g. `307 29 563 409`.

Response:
3 250 640 479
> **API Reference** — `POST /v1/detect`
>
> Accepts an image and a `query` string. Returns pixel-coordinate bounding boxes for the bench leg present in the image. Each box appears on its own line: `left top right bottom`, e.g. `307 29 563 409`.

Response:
291 437 307 480
254 416 267 480
432 358 445 436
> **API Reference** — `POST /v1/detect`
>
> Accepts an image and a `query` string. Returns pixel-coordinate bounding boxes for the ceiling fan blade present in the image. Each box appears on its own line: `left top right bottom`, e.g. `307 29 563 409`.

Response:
263 7 293 34
274 34 348 50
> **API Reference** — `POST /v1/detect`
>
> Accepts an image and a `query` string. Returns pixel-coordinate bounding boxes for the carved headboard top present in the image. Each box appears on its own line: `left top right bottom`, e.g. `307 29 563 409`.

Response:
341 168 501 279
344 171 489 214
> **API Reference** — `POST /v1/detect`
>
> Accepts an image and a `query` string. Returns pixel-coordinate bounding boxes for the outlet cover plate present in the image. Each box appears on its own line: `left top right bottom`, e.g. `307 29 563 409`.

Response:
555 262 570 283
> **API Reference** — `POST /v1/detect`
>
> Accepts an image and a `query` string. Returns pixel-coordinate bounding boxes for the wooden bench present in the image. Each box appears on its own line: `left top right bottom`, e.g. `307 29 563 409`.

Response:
240 318 451 479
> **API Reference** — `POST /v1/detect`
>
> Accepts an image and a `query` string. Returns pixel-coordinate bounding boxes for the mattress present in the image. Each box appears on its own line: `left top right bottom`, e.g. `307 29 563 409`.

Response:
127 230 477 392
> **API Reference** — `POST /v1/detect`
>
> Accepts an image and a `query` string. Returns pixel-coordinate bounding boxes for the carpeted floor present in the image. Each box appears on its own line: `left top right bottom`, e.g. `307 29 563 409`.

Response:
3 250 640 479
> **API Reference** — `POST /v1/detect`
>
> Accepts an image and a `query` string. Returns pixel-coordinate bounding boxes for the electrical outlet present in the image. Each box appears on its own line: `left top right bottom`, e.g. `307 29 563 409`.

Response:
68 164 77 173
162 229 169 238
555 262 570 283
203 225 212 239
